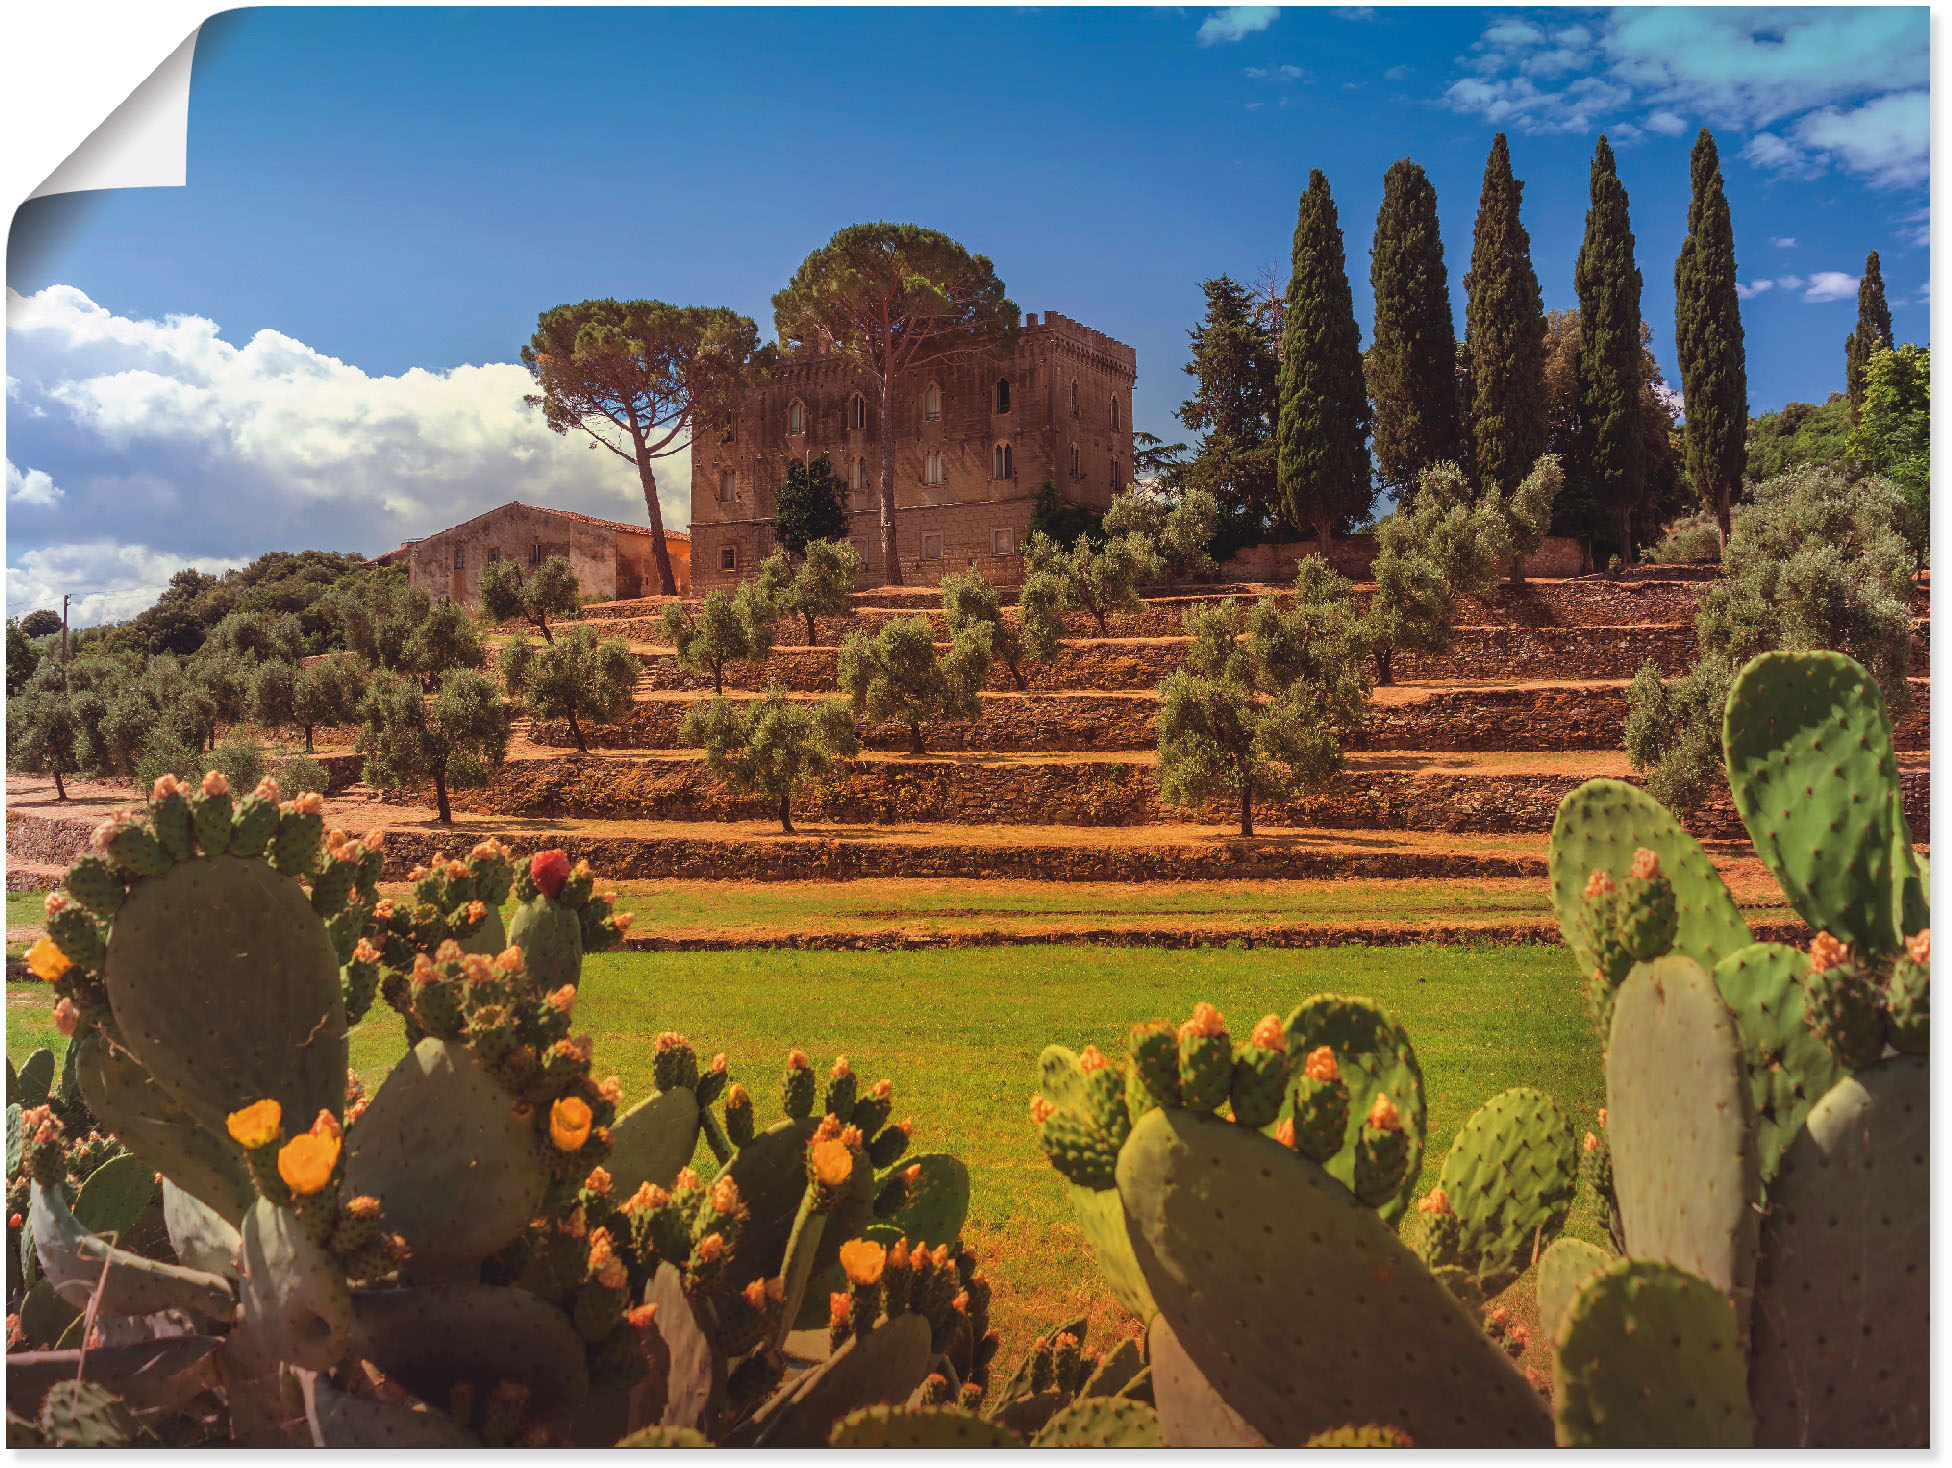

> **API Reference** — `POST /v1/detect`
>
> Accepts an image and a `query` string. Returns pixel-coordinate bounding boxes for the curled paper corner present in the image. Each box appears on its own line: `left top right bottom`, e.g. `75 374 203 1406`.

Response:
29 27 201 200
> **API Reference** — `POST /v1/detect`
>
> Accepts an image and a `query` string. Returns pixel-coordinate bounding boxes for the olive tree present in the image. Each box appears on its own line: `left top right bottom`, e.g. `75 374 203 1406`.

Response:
660 581 776 695
836 615 990 754
478 555 583 642
356 668 510 824
940 566 1030 690
1156 557 1370 837
1021 527 1162 636
756 539 862 646
1625 466 1915 810
7 678 89 799
502 624 640 753
1103 485 1221 585
681 688 860 833
293 654 365 753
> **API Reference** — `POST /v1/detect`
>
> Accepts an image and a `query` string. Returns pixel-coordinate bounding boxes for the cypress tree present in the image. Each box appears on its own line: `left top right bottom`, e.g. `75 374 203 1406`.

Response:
1574 136 1647 563
1276 170 1373 550
1844 249 1892 423
1462 134 1549 500
1369 159 1460 502
1673 128 1748 545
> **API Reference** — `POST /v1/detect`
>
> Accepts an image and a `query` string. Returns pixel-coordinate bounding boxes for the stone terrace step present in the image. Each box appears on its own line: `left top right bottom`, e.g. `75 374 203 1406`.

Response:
528 680 1932 757
440 748 1931 842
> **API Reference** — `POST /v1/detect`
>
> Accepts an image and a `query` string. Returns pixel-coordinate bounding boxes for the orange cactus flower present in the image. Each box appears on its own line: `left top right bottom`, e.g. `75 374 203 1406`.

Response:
1416 1187 1452 1216
831 1056 853 1079
744 1278 769 1311
1629 847 1661 880
25 939 72 984
1274 1117 1297 1149
1597 1108 1607 1129
1583 1132 1599 1153
1808 931 1851 974
810 1138 854 1188
550 1096 594 1153
277 1129 342 1196
1180 1002 1226 1039
52 998 78 1037
839 1239 886 1287
584 1167 613 1196
787 1048 810 1072
1303 1046 1339 1083
1366 1093 1402 1132
1907 930 1930 964
293 791 325 816
1078 1045 1111 1074
1584 868 1616 899
200 770 230 798
226 1098 283 1151
1250 1014 1286 1051
1029 1095 1055 1125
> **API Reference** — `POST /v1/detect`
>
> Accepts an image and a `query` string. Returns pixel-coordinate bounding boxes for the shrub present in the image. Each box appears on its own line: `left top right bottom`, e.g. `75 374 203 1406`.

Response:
756 539 862 646
1643 513 1722 565
273 753 332 796
661 582 775 695
130 728 203 794
681 687 859 832
502 624 640 752
205 732 269 794
836 615 989 754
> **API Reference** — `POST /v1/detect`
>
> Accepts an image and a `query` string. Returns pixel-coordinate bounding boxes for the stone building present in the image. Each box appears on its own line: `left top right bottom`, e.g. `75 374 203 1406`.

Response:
403 501 690 605
688 310 1136 590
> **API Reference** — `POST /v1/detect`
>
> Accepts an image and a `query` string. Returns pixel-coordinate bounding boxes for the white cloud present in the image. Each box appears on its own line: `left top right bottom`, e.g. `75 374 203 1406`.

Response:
1197 6 1277 44
5 460 62 508
1383 64 1410 82
1770 236 1797 249
1442 9 1926 188
1333 6 1375 19
1243 62 1304 81
1801 271 1859 303
1735 279 1775 301
6 542 249 625
6 284 689 621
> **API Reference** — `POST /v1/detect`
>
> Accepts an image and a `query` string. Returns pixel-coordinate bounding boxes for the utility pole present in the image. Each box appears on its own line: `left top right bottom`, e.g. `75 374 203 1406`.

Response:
60 594 70 687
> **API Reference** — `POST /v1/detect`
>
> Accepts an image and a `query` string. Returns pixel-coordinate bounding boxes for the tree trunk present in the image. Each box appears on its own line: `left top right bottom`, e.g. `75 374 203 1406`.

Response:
1508 552 1526 588
804 613 817 647
1315 521 1334 566
303 723 315 755
909 718 926 756
712 662 724 697
432 766 452 824
1008 660 1027 692
635 452 679 596
1239 780 1254 839
568 708 586 753
1375 646 1394 686
877 372 902 585
1713 483 1732 550
52 767 66 801
537 614 554 644
1614 504 1635 568
778 790 795 834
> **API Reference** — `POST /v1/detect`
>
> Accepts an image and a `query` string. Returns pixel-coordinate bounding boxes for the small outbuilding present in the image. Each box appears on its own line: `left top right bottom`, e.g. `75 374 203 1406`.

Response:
403 501 690 605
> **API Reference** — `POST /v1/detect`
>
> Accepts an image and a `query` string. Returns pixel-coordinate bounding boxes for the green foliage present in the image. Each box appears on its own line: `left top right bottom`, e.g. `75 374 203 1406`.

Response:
272 754 331 797
939 566 1030 690
661 582 776 695
18 609 62 639
324 573 431 674
293 654 364 753
1176 277 1283 546
356 667 510 823
1746 396 1852 483
501 624 640 752
7 621 42 696
1021 528 1160 637
1849 343 1929 570
402 597 486 691
477 555 582 641
681 688 860 832
1368 158 1460 500
525 299 767 594
1843 250 1892 421
1102 485 1220 584
1463 133 1549 496
1026 479 1102 550
836 615 988 754
769 456 850 558
1574 137 1647 559
206 732 270 795
6 681 88 798
773 223 1017 583
1673 129 1748 537
1155 558 1370 836
755 539 862 646
1625 466 1913 808
1642 513 1722 565
1276 170 1373 546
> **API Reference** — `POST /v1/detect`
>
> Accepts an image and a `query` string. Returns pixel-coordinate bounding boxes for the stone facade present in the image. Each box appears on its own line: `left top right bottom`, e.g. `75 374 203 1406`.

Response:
404 501 690 604
688 311 1137 590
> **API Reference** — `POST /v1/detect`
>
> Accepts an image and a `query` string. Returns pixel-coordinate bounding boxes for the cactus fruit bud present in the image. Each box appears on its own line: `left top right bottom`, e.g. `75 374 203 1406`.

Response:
1029 1095 1055 1125
1126 1019 1181 1112
1366 1093 1402 1132
25 940 72 983
152 773 187 801
1907 930 1930 964
725 1084 756 1146
782 1049 816 1119
1584 869 1615 899
1275 1117 1296 1150
1629 847 1660 880
1351 1093 1411 1209
839 1239 887 1287
1079 1045 1111 1073
584 1167 612 1196
1416 1186 1452 1215
827 1292 853 1349
1037 1108 1119 1190
1303 1046 1338 1082
226 1099 283 1151
1886 934 1930 1055
52 998 78 1036
1229 1031 1289 1130
1583 1131 1598 1152
550 1096 594 1153
1249 1014 1286 1051
1177 1003 1232 1113
1808 930 1851 974
530 850 571 899
1289 1059 1351 1164
1800 932 1885 1070
200 770 229 798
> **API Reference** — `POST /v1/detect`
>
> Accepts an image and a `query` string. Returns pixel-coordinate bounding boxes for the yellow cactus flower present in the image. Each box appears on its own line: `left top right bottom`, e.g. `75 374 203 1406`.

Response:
277 1129 341 1195
26 939 72 984
839 1238 886 1287
550 1096 593 1152
810 1138 853 1188
226 1098 283 1151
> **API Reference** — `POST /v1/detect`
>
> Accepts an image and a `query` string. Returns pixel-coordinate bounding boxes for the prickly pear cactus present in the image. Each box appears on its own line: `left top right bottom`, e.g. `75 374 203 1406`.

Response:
1430 1087 1578 1295
1711 943 1846 1184
1280 995 1426 1225
1534 1235 1612 1346
504 849 631 994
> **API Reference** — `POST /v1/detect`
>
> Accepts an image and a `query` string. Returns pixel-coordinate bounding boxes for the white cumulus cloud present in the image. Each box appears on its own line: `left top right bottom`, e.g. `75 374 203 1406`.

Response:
1197 6 1278 44
6 542 250 626
1800 271 1860 304
6 460 62 507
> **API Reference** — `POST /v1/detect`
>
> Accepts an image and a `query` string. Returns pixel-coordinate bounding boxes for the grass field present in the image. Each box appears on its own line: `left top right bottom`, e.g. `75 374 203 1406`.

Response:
7 937 1605 1370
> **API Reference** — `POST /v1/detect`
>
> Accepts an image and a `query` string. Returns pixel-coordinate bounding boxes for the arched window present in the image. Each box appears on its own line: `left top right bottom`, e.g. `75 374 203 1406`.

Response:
993 443 1014 480
1111 457 1122 490
851 458 868 492
1069 443 1081 478
788 400 806 436
925 383 942 421
849 393 866 431
995 378 1011 414
1070 380 1079 415
925 451 945 485
1111 396 1120 430
718 469 736 503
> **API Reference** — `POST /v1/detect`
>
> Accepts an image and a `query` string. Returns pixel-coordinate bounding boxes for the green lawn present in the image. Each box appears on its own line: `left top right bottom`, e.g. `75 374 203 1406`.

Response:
8 939 1604 1367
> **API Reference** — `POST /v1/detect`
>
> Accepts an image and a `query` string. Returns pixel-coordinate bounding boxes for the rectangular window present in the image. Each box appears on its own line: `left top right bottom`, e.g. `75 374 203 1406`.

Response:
453 548 465 570
992 528 1014 556
721 545 738 572
487 547 501 561
529 543 542 566
922 532 943 560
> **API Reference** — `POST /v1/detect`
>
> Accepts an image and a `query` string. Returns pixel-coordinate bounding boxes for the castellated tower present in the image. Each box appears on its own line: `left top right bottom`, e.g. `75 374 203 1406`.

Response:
687 310 1137 590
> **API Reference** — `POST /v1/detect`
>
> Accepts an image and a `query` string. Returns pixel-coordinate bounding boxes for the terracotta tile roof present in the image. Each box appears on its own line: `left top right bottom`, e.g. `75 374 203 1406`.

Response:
418 501 689 544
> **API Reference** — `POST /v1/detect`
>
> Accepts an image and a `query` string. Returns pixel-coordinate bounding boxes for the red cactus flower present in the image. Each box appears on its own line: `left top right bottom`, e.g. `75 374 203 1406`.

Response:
531 850 572 899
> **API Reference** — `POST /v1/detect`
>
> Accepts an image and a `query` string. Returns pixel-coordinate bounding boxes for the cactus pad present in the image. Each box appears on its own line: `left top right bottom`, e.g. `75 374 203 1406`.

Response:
30 1181 235 1322
1065 1181 1156 1321
882 1152 970 1249
1435 1086 1578 1294
1145 1316 1267 1446
15 1049 55 1108
507 893 585 994
1549 779 1750 973
1551 1257 1753 1446
1036 1044 1088 1112
1724 651 1909 956
828 1404 1020 1448
102 854 347 1135
72 1153 159 1245
1749 1056 1928 1447
1711 943 1847 1184
1280 995 1426 1224
1117 1107 1550 1445
239 1198 353 1370
342 1038 546 1277
1535 1236 1612 1346
751 1311 933 1446
1605 956 1758 1309
161 1179 241 1276
605 1086 702 1196
351 1281 591 1427
300 1373 478 1447
1032 1396 1166 1446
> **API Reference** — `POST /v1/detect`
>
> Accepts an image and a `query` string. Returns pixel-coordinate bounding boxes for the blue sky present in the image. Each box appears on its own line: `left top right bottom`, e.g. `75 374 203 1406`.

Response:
5 5 1930 621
